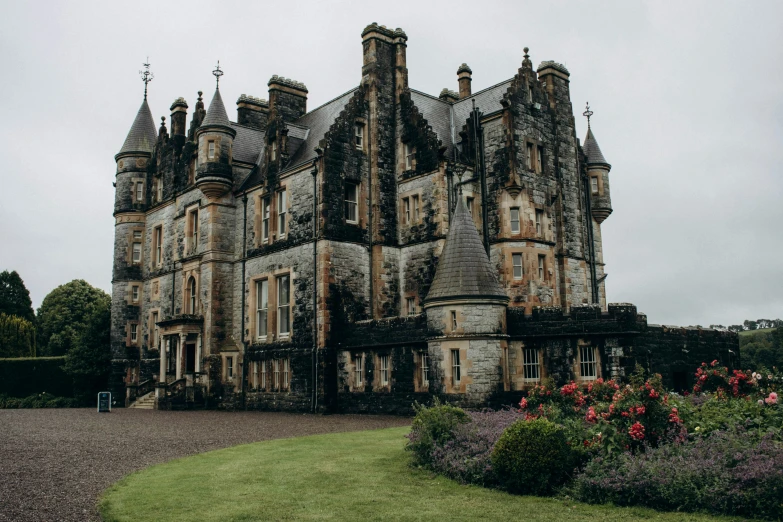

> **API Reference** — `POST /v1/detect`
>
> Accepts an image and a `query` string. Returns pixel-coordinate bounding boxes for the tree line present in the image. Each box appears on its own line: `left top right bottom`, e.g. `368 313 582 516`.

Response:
0 270 110 400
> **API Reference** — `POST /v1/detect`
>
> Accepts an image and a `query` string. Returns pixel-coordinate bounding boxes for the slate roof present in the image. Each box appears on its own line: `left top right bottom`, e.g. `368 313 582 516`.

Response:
230 123 264 164
583 127 610 166
287 88 358 166
201 88 230 128
424 195 508 304
452 79 513 128
410 90 454 157
118 99 157 155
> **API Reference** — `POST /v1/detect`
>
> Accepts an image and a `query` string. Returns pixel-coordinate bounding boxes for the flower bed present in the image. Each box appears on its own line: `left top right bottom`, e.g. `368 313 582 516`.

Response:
406 364 783 520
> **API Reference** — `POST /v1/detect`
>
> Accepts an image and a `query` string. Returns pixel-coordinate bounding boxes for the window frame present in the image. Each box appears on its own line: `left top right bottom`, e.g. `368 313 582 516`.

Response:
451 349 461 385
404 142 415 170
131 285 140 303
156 177 163 202
522 348 541 383
512 253 523 280
260 360 267 390
282 358 290 391
151 311 159 350
277 190 287 239
153 225 163 268
412 194 420 223
186 277 197 314
207 140 216 160
379 354 390 386
451 310 458 331
510 207 520 234
402 197 410 225
277 274 291 338
421 352 429 386
538 254 546 281
130 323 138 344
535 209 543 235
344 182 359 224
536 145 544 173
466 197 474 217
273 359 280 390
579 345 598 381
591 176 599 195
135 182 143 202
226 356 234 380
406 297 416 316
255 279 269 341
261 197 271 244
354 123 364 150
187 207 199 253
354 354 363 388
526 142 534 171
132 242 142 264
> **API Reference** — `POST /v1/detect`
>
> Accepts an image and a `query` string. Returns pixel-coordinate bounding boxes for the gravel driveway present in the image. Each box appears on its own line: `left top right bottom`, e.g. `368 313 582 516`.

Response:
0 409 411 522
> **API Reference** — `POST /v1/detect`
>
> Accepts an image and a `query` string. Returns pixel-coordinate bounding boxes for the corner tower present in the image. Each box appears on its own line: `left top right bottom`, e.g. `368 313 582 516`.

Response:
423 195 509 406
195 64 236 199
111 67 157 400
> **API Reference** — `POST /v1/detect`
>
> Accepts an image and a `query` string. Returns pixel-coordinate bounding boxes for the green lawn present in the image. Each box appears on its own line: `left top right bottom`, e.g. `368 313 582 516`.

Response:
99 427 739 522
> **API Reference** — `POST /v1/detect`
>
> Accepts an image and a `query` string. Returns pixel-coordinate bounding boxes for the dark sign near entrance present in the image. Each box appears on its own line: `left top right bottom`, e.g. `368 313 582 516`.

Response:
97 392 111 412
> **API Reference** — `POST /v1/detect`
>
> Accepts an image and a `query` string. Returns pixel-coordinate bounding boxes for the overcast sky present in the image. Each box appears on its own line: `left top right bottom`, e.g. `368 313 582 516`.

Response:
1 0 781 327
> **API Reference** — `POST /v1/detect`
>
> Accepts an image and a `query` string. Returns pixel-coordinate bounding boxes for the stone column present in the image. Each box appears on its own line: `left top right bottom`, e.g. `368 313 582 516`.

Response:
177 334 186 380
196 334 202 373
159 336 167 383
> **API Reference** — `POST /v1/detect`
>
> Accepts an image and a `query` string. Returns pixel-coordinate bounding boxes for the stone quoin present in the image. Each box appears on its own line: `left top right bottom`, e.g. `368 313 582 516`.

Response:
111 23 739 413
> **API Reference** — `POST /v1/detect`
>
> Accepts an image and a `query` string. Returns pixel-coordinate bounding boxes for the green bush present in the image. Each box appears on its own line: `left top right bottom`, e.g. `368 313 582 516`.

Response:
0 357 73 397
492 418 576 495
406 400 470 465
0 392 80 408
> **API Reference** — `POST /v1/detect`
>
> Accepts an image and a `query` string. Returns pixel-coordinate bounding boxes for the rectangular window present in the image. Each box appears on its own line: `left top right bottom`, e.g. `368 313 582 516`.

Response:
262 197 270 243
591 177 598 194
156 178 163 202
207 140 216 160
270 140 277 161
354 123 364 150
130 324 138 343
402 197 410 225
412 195 420 223
277 275 291 337
344 182 358 224
151 311 159 350
538 255 545 280
133 230 142 240
379 355 390 386
135 182 143 202
537 145 544 173
273 359 280 389
405 143 414 170
354 354 363 387
260 360 267 390
255 280 268 339
283 359 290 391
466 197 474 217
421 352 429 386
451 349 461 384
154 226 163 267
406 297 416 316
131 285 139 303
523 348 540 382
277 190 287 238
226 356 233 380
132 242 142 264
188 208 198 252
526 143 534 170
510 207 520 233
579 346 598 381
451 310 458 331
535 209 543 235
512 253 523 280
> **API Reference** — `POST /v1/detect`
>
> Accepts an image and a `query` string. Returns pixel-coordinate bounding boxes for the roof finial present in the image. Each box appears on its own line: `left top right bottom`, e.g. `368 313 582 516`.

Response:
139 57 153 100
522 47 532 68
583 102 593 129
212 60 224 88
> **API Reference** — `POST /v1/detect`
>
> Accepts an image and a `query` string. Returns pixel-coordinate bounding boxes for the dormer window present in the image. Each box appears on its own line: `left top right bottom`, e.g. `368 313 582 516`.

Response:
354 123 364 150
207 140 216 160
404 143 415 170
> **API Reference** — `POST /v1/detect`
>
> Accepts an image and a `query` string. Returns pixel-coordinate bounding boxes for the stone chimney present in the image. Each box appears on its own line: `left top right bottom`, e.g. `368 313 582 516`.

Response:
236 94 269 130
268 76 308 123
170 98 188 136
457 63 472 99
439 89 459 103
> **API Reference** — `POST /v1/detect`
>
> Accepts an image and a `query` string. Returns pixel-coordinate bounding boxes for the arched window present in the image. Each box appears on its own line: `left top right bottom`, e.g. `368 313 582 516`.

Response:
187 277 197 314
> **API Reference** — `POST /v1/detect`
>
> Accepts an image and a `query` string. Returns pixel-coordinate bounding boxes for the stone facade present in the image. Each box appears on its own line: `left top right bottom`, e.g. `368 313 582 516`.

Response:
111 23 738 413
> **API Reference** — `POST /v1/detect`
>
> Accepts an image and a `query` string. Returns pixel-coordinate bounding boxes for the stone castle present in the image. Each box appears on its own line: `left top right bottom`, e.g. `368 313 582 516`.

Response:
111 23 738 412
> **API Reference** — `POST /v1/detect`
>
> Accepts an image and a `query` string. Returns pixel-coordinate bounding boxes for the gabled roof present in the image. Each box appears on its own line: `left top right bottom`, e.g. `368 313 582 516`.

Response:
583 127 610 166
287 87 358 166
409 90 454 157
424 195 508 305
118 98 157 155
452 79 513 128
201 88 230 128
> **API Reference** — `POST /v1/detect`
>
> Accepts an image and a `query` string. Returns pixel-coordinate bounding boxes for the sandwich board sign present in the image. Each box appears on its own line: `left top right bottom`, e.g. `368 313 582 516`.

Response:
97 392 111 412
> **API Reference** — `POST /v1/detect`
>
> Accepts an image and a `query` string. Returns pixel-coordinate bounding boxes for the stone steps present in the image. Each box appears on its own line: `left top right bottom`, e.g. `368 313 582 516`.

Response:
129 392 156 409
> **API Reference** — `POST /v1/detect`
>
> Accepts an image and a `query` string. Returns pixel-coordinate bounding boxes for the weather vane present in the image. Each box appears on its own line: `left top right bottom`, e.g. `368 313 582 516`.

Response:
583 102 593 128
212 60 224 87
139 58 153 100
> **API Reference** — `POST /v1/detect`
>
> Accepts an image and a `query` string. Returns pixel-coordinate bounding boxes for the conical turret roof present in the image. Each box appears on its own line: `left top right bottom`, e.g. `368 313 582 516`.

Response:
118 99 157 155
201 88 230 128
583 127 610 167
424 196 508 305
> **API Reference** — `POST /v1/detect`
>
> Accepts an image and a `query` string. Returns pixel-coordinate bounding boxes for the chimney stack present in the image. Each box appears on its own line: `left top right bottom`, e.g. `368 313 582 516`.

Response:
457 63 472 99
268 76 308 123
236 94 269 131
170 98 188 136
439 88 459 103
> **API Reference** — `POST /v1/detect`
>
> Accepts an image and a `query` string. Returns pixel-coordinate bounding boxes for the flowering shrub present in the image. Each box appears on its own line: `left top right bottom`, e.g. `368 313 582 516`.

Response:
570 428 783 520
0 392 80 408
406 400 469 466
693 360 755 397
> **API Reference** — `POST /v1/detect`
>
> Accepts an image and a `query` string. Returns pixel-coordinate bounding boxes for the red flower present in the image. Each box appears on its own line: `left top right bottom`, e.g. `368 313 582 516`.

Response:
585 406 598 423
711 360 718 367
648 388 659 399
519 398 528 409
629 422 645 441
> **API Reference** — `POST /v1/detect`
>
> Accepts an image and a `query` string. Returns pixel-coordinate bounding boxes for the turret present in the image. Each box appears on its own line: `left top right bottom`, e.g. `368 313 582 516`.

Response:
114 98 157 213
423 195 509 404
457 63 472 99
583 116 612 223
195 65 236 199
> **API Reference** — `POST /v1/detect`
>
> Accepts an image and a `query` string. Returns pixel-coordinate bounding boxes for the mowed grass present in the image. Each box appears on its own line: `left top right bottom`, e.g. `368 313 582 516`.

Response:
99 426 738 522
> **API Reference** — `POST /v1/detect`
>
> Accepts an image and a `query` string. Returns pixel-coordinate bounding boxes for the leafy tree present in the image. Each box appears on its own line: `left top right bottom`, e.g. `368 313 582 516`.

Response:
0 270 34 322
63 298 111 400
0 313 36 357
744 320 758 331
37 280 110 356
741 327 783 371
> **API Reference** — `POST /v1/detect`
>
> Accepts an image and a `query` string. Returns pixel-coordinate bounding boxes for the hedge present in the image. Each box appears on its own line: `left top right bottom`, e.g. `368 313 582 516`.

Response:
0 357 73 398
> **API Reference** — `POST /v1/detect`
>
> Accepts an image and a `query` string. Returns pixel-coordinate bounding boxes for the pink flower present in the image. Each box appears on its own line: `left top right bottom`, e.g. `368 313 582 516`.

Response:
765 392 778 405
519 398 528 409
585 406 598 423
629 422 645 441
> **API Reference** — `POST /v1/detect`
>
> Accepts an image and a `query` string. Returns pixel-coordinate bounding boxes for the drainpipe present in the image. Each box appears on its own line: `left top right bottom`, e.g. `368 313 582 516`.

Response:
472 101 490 257
367 101 374 319
240 191 249 408
311 157 320 413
